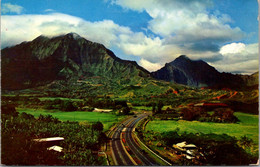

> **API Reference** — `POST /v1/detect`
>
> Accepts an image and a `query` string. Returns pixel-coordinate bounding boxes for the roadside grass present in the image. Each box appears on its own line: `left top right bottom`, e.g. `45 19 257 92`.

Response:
146 112 259 144
133 132 170 165
17 108 125 131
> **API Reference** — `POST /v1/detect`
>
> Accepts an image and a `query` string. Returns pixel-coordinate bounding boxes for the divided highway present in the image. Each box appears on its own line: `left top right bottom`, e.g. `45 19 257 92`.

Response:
110 114 169 166
110 118 136 165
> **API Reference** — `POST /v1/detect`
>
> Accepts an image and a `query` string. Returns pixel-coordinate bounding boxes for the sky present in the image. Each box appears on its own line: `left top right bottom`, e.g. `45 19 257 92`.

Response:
1 0 259 74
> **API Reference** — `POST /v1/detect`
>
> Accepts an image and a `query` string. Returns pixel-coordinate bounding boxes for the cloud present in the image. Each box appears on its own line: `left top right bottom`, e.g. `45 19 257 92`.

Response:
44 9 56 13
111 0 245 50
1 3 24 14
139 59 163 72
211 59 258 75
219 42 246 55
211 43 259 74
112 0 213 13
1 13 130 48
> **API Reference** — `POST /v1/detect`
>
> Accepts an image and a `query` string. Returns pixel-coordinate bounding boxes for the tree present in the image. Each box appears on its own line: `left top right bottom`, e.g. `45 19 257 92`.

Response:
181 107 195 121
1 104 18 117
152 103 156 114
38 114 60 123
92 121 103 131
122 106 130 115
212 108 238 123
157 100 164 114
59 101 77 111
239 136 253 149
20 112 35 120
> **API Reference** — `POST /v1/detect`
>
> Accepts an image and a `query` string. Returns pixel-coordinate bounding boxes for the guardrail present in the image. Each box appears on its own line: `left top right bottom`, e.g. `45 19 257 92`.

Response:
133 115 172 166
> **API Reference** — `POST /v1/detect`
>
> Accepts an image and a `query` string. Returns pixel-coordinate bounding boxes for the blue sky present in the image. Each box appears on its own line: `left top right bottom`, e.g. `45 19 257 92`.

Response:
1 0 259 74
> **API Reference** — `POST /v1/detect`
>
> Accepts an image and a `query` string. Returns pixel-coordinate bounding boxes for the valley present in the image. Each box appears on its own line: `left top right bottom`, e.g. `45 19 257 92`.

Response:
1 33 259 165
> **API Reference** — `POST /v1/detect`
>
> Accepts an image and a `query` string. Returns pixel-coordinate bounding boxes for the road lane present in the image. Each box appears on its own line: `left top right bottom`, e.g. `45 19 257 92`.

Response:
110 114 169 166
125 115 158 165
111 117 136 165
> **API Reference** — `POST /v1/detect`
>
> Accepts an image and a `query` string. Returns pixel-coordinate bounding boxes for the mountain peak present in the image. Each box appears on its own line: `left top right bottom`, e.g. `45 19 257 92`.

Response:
152 54 221 87
66 32 81 39
169 55 191 65
177 55 190 60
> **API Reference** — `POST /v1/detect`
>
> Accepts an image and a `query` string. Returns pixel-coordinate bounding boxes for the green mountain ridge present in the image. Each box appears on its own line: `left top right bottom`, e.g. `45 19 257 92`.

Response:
1 33 150 90
1 33 258 94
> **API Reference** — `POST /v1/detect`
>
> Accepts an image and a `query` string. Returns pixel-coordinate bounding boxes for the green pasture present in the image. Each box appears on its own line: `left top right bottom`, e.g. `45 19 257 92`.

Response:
146 112 259 144
17 108 125 131
132 106 152 111
38 97 83 101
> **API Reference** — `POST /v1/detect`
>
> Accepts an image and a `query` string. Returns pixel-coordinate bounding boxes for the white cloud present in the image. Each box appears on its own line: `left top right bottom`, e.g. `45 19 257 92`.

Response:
220 43 246 55
212 59 258 75
1 13 132 48
211 43 259 74
44 9 56 13
1 3 24 14
139 58 163 72
112 0 244 45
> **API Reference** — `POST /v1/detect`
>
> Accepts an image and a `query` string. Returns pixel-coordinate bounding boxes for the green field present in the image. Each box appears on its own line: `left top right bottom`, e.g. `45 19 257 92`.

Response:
17 108 125 131
132 106 152 111
146 112 259 144
38 97 83 101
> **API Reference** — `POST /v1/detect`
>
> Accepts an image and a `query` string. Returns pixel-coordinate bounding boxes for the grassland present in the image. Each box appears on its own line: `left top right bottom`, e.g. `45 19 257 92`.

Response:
17 108 125 131
146 112 259 144
38 97 83 101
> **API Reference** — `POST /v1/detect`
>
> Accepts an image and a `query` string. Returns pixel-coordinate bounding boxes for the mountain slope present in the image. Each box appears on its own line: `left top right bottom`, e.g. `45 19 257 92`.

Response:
152 55 256 89
152 55 221 87
1 33 150 90
240 72 259 88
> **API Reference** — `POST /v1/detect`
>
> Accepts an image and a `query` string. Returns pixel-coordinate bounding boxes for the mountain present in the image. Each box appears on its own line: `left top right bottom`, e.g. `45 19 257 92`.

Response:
1 33 150 90
152 55 257 89
151 55 220 87
240 72 259 88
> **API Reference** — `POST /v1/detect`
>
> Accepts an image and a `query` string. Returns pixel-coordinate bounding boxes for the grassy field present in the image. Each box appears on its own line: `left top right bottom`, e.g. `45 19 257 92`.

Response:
146 112 259 144
17 108 125 131
38 97 83 101
132 106 152 111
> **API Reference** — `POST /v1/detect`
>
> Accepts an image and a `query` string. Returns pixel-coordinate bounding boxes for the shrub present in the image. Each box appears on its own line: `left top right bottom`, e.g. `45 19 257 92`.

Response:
212 108 238 123
59 101 77 111
1 104 19 117
92 121 103 131
20 112 35 120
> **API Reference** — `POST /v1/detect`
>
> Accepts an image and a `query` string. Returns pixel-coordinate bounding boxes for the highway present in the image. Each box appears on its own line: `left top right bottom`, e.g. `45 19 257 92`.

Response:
110 117 136 165
110 114 162 166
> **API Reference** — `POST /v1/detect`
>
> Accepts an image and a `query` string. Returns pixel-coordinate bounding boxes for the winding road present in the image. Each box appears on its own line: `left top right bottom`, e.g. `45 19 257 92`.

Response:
110 114 169 166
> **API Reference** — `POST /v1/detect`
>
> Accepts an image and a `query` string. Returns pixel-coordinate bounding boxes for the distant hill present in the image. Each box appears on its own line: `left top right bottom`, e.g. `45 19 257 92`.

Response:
152 55 258 89
1 33 150 90
240 72 259 86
